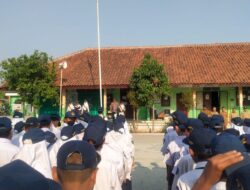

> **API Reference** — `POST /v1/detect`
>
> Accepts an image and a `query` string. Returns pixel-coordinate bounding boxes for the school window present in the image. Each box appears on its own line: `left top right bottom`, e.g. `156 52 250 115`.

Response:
161 95 170 107
236 87 250 106
243 87 250 106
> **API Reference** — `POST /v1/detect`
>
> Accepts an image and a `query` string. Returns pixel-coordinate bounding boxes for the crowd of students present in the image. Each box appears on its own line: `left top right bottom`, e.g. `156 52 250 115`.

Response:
0 107 134 190
161 109 250 190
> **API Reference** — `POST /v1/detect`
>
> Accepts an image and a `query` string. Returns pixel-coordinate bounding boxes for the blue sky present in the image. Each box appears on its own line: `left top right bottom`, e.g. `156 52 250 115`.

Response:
0 0 250 61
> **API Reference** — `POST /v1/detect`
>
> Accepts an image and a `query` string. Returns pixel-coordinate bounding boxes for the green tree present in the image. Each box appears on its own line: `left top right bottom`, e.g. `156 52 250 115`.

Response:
129 53 170 125
0 51 59 112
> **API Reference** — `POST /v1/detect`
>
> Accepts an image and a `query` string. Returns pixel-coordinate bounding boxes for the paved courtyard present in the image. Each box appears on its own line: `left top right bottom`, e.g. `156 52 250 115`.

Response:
132 133 166 190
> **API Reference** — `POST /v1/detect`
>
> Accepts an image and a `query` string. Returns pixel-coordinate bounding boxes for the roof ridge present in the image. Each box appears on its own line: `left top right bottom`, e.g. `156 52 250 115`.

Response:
54 42 250 61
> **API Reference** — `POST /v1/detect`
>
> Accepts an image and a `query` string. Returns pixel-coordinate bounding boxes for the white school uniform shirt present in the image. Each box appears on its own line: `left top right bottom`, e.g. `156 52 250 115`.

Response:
161 127 178 155
11 130 25 147
230 123 245 135
13 140 52 179
0 138 19 167
177 161 226 190
171 154 195 190
48 136 78 167
165 136 189 166
94 159 122 190
243 125 250 134
108 129 135 180
50 124 61 139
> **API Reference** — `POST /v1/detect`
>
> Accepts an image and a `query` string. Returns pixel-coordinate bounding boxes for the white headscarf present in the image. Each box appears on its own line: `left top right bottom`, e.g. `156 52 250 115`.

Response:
48 136 78 167
13 140 52 179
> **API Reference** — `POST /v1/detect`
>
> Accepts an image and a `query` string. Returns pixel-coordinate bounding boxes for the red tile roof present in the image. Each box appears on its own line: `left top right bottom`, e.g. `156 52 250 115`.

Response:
55 43 250 88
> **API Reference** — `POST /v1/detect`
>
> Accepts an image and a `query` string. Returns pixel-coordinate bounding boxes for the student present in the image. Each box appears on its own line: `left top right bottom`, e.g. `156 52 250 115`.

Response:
241 106 250 119
220 107 229 128
39 115 57 147
83 118 123 190
0 160 61 190
12 117 39 148
49 125 78 168
53 140 99 190
11 121 25 147
230 107 239 120
110 98 119 120
0 117 19 167
164 111 189 190
50 113 61 139
211 107 219 116
13 128 52 179
177 128 225 190
192 151 243 190
171 119 204 190
105 117 135 190
63 111 77 127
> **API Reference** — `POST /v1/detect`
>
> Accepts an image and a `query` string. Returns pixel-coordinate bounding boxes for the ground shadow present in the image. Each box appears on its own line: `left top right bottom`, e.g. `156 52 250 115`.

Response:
132 162 167 190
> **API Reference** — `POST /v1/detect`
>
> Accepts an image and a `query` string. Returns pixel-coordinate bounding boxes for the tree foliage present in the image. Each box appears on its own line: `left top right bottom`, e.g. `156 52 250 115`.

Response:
129 53 170 108
0 50 59 109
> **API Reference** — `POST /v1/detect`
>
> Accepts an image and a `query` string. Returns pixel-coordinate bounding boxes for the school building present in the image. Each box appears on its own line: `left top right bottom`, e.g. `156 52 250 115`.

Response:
51 42 250 120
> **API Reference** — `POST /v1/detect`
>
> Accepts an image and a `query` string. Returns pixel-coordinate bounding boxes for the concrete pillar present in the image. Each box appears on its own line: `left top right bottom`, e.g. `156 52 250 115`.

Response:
103 88 107 116
192 89 197 118
62 88 66 116
239 87 243 111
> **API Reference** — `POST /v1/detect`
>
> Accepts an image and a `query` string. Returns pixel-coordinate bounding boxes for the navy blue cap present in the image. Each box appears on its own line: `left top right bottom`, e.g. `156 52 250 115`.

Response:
0 117 12 134
171 111 188 126
22 128 45 144
211 133 246 155
83 120 107 148
14 121 25 134
79 112 92 123
222 128 240 137
25 117 39 128
44 131 57 147
244 119 250 127
60 126 75 141
65 111 77 118
231 117 244 126
198 112 210 126
183 128 216 153
38 115 51 127
13 111 23 118
50 113 60 121
0 160 61 190
183 118 204 130
106 121 114 131
57 140 100 170
116 115 126 123
209 115 224 129
113 120 124 132
226 163 250 190
73 123 85 134
212 134 250 181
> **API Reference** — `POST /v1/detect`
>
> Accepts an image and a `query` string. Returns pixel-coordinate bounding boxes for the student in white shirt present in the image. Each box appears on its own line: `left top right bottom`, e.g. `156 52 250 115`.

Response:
83 117 122 190
13 128 52 179
177 128 226 190
0 117 19 167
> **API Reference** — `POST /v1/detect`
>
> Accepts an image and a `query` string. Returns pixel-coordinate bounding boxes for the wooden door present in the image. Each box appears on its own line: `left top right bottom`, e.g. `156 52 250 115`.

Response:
176 93 188 115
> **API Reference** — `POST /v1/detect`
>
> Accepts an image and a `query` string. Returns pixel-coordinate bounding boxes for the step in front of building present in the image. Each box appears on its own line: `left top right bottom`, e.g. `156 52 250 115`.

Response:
127 119 170 133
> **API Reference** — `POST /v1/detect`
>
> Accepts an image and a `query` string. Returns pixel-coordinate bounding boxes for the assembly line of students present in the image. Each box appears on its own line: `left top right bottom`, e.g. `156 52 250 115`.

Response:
0 106 134 190
161 110 250 190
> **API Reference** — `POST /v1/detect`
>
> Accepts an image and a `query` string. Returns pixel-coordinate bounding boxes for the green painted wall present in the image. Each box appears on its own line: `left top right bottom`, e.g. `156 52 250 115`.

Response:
135 87 239 120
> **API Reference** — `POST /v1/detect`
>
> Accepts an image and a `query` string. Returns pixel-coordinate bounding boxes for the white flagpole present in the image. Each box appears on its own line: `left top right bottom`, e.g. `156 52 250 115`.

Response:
96 0 103 108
